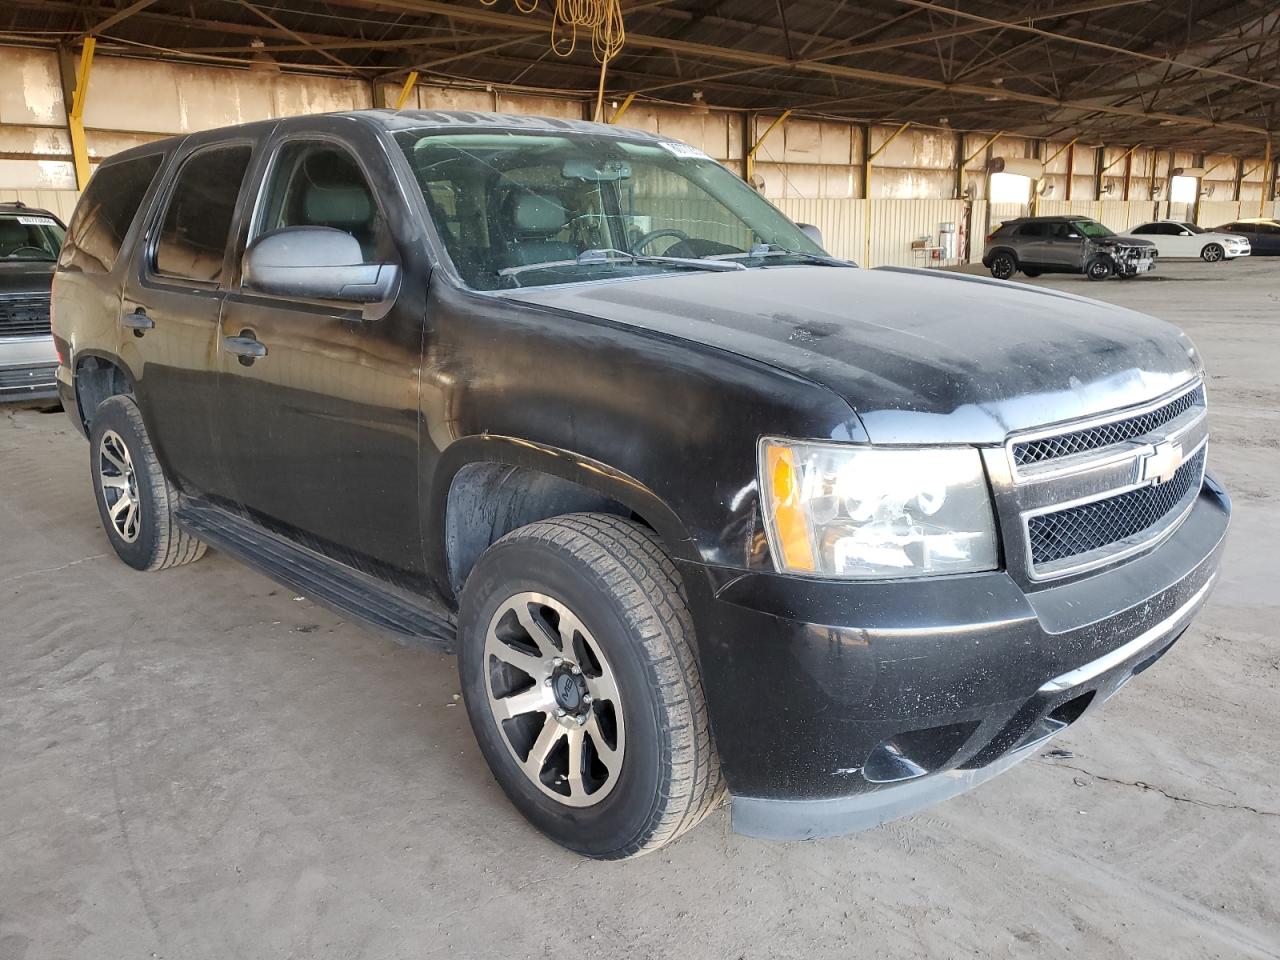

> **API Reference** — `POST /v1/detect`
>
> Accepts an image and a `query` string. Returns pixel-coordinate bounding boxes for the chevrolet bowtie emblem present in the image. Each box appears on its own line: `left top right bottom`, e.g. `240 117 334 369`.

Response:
1141 440 1183 486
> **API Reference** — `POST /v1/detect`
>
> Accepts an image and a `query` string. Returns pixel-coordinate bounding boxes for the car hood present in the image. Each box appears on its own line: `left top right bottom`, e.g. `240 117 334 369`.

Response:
0 260 56 297
503 266 1201 444
1096 235 1155 248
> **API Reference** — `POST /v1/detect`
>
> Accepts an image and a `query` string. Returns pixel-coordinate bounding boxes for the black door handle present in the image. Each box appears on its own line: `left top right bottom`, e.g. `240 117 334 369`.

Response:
223 334 268 362
122 308 154 331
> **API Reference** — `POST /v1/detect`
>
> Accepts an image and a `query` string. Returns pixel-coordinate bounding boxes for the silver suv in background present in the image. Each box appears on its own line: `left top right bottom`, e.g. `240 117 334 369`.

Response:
984 215 1156 282
0 202 64 403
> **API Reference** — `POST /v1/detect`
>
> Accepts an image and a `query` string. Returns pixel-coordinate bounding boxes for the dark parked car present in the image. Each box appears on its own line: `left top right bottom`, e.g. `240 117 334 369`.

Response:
984 215 1156 281
1 202 64 402
52 111 1228 858
1211 218 1280 256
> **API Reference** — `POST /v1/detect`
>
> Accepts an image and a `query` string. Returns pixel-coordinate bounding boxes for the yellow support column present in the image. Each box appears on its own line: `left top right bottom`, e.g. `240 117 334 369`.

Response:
745 110 791 185
68 38 96 190
393 71 419 110
608 92 636 125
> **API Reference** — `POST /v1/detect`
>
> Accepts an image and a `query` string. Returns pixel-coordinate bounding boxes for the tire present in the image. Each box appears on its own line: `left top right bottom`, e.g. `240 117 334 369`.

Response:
89 395 207 572
1201 243 1224 262
989 252 1017 280
1086 257 1113 281
1021 269 1041 278
458 513 725 859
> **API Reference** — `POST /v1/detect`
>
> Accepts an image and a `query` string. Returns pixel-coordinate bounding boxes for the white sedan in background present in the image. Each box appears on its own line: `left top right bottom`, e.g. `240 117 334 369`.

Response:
1120 220 1251 261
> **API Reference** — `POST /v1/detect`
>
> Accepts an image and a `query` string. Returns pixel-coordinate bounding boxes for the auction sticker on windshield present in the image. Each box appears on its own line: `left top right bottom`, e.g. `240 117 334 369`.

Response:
659 141 710 161
17 216 57 226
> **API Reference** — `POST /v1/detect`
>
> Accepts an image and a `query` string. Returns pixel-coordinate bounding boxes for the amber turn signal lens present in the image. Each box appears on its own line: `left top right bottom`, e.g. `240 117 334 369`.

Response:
764 442 817 572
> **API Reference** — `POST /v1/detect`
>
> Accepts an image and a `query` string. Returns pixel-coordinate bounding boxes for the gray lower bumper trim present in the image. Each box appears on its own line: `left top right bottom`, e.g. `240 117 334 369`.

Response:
732 571 1215 841
731 738 1043 841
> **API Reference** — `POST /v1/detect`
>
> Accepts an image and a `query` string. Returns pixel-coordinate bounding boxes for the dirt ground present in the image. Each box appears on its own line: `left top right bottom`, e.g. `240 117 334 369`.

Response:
2 258 1277 960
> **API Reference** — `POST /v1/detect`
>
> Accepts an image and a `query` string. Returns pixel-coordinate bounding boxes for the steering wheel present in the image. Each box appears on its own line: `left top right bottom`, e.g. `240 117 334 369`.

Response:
4 245 49 258
633 228 690 254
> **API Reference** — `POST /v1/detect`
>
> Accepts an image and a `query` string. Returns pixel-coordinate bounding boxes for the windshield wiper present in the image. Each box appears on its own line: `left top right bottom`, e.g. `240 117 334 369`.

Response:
708 243 852 267
577 248 746 272
498 248 746 280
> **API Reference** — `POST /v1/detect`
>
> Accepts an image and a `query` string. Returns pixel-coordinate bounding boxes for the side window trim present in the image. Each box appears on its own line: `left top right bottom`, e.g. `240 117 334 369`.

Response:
142 138 257 292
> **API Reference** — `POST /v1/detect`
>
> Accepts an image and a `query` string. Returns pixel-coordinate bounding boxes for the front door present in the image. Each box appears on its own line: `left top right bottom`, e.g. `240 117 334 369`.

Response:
213 125 427 578
119 134 260 502
1046 222 1085 268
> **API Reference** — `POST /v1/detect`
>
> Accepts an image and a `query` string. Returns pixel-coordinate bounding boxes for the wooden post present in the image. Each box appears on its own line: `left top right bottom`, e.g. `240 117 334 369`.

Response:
1065 141 1075 201
1262 139 1274 218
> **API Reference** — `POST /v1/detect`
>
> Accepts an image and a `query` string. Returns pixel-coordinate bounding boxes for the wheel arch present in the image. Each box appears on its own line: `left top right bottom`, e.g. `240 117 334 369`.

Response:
71 351 136 436
432 435 698 601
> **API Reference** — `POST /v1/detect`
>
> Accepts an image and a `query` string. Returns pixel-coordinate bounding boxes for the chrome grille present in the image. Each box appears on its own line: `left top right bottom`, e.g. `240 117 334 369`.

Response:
1000 379 1210 581
0 296 52 338
1013 385 1204 466
1028 445 1206 566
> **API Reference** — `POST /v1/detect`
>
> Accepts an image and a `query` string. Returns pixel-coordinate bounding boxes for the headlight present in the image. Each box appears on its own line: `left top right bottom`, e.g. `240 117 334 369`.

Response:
758 439 999 579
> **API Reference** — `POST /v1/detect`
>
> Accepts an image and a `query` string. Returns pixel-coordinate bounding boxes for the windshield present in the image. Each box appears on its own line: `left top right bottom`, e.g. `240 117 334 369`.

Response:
1072 219 1115 239
0 213 65 261
394 129 831 290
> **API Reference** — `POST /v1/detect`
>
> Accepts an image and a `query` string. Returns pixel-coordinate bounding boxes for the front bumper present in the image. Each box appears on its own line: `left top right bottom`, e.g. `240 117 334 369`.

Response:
679 474 1229 840
0 336 58 402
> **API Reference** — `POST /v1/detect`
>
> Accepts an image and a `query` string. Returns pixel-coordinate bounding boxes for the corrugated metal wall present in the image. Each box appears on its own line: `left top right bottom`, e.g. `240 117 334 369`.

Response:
774 197 968 267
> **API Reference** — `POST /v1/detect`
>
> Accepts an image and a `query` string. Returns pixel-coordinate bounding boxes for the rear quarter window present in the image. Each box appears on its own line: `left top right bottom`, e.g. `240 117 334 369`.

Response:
59 153 164 274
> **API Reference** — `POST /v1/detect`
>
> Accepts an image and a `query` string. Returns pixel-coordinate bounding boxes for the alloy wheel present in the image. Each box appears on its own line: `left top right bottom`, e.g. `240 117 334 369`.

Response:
483 591 625 807
1202 244 1223 262
98 430 141 543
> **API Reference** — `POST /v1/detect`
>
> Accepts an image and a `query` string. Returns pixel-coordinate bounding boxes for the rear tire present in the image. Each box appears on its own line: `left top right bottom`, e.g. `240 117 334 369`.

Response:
89 395 207 572
458 513 725 859
989 252 1017 280
1201 243 1224 262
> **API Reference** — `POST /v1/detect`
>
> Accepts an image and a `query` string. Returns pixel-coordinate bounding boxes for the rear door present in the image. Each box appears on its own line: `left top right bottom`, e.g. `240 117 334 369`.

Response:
54 150 167 410
1014 222 1052 266
213 120 428 577
119 130 263 501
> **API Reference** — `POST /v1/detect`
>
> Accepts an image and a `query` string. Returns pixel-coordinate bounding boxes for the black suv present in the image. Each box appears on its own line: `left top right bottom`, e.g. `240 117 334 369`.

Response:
52 111 1228 859
1 202 64 401
984 214 1156 281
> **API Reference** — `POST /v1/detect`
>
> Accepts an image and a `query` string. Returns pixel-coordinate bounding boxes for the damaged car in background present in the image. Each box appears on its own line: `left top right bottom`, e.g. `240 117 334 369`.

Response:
51 111 1228 858
984 215 1157 281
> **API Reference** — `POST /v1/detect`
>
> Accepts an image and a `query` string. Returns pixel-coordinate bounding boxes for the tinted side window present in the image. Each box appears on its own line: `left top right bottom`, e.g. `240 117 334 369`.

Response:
252 140 391 263
1017 222 1049 238
154 145 252 283
1259 223 1280 235
59 154 163 274
1130 224 1154 235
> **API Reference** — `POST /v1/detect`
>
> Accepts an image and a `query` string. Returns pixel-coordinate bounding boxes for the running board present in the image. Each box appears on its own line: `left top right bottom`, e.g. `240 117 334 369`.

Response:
175 501 456 651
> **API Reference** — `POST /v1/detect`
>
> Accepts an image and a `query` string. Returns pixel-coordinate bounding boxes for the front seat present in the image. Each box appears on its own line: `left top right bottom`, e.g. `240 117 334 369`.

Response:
497 193 577 269
302 182 376 260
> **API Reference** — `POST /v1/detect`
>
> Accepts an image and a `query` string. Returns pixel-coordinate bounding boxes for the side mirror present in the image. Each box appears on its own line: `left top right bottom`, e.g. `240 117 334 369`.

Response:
1180 230 1193 236
797 223 823 247
243 226 399 303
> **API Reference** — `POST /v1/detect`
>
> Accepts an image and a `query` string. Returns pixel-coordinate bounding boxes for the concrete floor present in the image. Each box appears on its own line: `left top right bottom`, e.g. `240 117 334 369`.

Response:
2 258 1278 960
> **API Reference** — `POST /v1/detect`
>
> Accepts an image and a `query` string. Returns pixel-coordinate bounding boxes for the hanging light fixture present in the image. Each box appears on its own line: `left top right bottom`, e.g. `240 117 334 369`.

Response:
249 38 280 74
690 90 710 116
